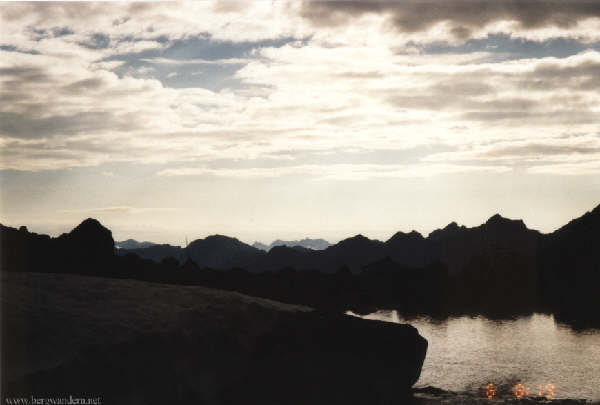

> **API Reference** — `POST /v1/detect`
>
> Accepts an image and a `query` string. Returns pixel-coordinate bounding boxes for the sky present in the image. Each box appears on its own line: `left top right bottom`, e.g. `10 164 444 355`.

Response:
1 0 600 245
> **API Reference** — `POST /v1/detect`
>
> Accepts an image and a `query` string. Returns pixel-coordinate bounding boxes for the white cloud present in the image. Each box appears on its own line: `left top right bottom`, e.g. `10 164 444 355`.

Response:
57 206 177 215
157 163 511 180
1 2 600 179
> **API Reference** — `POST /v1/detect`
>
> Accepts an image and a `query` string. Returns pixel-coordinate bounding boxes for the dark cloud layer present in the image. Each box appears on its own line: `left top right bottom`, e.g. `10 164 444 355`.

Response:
459 110 600 123
414 34 600 59
301 0 600 36
482 142 600 157
0 111 141 139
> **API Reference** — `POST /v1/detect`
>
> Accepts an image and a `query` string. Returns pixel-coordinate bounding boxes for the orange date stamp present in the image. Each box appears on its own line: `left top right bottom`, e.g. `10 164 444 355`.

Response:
484 382 555 399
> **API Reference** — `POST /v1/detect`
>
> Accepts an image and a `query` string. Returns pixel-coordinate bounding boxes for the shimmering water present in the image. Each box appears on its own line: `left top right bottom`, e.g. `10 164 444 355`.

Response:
351 312 600 401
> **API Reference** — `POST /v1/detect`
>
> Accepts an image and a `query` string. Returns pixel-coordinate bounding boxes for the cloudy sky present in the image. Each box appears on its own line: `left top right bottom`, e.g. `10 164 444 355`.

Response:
1 0 599 245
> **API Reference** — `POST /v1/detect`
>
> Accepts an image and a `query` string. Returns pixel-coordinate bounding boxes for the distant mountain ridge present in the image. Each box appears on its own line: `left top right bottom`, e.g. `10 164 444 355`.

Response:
116 234 267 269
115 239 156 250
252 238 331 251
116 210 554 275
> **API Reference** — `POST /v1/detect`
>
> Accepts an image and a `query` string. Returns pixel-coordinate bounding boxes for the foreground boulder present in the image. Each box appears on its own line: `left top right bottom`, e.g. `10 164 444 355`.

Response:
2 272 427 405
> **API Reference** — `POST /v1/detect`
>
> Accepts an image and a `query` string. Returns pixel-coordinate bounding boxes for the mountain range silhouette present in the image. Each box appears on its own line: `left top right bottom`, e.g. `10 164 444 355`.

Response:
116 211 543 275
2 204 599 326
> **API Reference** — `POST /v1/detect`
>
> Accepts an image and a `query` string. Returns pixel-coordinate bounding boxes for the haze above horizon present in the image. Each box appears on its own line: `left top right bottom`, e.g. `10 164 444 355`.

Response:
1 1 599 245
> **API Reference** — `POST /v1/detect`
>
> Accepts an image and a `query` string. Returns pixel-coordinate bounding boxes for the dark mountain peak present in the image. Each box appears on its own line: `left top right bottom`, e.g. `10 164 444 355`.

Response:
336 234 377 247
268 244 310 256
444 221 460 231
428 221 465 240
484 214 526 229
487 213 503 222
57 218 114 260
71 218 106 233
185 234 263 269
387 230 424 244
269 245 295 253
205 234 241 243
64 218 113 243
189 234 246 248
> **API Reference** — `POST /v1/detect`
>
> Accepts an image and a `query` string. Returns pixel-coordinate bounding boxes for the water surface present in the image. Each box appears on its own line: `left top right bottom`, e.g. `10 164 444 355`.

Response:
351 312 600 401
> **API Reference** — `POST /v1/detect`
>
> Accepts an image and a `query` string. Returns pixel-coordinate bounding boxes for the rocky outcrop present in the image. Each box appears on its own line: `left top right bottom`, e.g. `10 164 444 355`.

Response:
56 218 114 270
2 272 427 405
186 235 265 269
539 204 600 326
1 218 114 276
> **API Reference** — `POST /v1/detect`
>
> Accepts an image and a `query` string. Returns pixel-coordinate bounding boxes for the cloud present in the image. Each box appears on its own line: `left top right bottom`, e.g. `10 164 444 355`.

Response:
301 0 600 42
0 111 142 139
57 206 176 215
156 163 511 180
3 43 600 175
423 135 600 176
0 2 308 48
2 2 600 179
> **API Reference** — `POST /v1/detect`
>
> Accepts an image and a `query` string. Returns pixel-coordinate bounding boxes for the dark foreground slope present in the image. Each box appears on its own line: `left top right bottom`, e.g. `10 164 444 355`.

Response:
1 272 427 405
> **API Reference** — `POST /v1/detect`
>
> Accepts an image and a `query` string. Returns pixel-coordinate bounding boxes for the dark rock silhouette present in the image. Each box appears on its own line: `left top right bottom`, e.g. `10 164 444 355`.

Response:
116 235 265 269
56 218 114 268
539 204 600 326
423 214 542 276
385 230 426 268
1 218 114 276
186 235 265 269
117 243 183 263
2 272 427 405
251 245 313 272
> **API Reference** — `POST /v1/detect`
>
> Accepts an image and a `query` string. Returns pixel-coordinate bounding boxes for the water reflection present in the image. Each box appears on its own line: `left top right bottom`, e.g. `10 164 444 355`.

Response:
349 311 600 400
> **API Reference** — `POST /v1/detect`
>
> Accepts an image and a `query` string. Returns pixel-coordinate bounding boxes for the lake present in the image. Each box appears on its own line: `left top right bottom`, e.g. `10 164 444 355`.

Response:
350 311 600 401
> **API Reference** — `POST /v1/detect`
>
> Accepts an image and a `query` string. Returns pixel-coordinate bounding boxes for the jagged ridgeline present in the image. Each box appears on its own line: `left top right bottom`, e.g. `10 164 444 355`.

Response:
2 204 600 326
